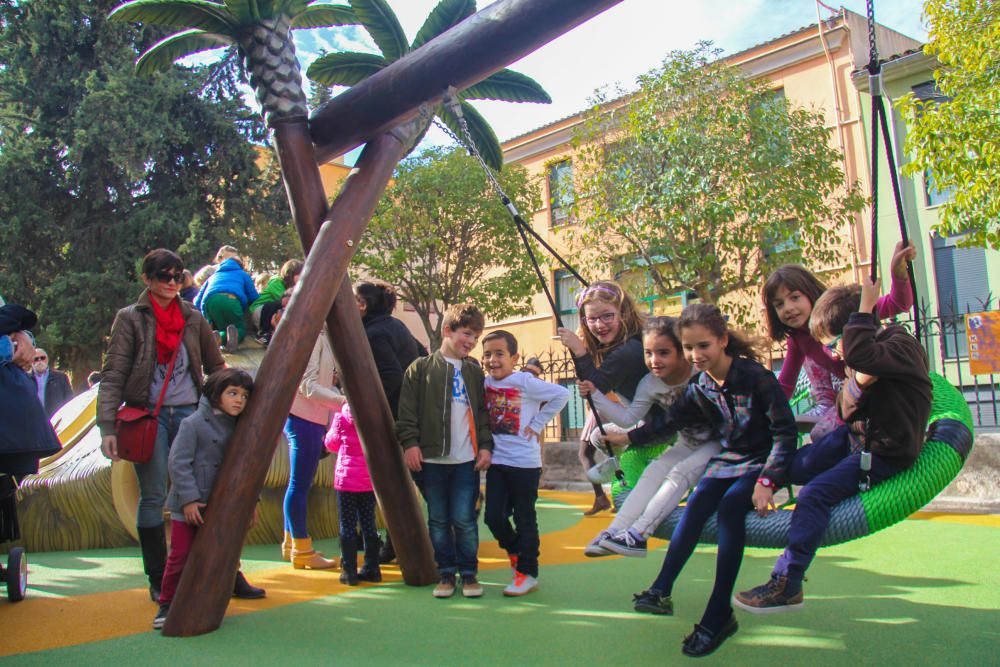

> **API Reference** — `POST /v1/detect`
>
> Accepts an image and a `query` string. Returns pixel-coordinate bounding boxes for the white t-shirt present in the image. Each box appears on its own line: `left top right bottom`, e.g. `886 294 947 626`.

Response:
425 357 474 464
485 371 571 468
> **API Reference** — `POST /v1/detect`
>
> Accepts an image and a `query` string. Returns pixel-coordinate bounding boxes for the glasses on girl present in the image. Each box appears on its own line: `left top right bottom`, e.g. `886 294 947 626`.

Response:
825 334 843 352
584 312 617 326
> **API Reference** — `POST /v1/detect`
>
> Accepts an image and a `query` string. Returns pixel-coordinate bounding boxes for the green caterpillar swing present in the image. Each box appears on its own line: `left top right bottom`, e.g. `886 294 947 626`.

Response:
614 373 974 548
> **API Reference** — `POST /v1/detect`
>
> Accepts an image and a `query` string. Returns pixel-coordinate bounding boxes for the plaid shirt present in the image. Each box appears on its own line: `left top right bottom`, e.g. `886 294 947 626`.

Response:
628 356 798 486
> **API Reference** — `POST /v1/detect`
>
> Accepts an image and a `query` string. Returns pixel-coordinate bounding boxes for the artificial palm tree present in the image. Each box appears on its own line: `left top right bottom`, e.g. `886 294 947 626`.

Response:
109 0 357 124
307 0 551 170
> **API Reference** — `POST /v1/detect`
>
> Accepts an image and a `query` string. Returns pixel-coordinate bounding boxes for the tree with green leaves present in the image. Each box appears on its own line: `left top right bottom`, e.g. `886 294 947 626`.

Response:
0 0 292 381
898 0 999 249
109 0 356 124
308 0 551 171
567 42 865 323
354 145 540 348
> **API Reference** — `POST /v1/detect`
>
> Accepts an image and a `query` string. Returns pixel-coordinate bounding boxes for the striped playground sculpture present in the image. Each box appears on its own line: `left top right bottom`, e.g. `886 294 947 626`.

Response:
613 373 974 547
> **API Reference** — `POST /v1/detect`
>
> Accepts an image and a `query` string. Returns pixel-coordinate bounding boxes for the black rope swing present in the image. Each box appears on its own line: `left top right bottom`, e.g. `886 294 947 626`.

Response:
859 0 923 491
437 90 626 486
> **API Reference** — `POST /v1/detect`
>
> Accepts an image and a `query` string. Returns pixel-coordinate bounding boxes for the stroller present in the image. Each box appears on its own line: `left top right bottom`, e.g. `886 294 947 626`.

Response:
0 473 26 602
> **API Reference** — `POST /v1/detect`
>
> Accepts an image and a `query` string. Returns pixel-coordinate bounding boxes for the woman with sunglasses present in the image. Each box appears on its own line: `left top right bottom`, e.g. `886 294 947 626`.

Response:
98 249 227 604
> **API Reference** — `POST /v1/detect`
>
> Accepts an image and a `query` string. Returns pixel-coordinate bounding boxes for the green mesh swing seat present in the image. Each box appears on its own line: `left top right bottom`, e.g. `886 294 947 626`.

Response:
613 373 974 548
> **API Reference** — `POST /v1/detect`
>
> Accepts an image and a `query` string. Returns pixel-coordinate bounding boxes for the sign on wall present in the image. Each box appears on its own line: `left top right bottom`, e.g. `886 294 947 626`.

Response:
966 312 1000 375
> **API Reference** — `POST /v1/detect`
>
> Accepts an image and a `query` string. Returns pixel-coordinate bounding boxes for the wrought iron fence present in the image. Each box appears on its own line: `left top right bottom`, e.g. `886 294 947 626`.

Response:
530 298 999 441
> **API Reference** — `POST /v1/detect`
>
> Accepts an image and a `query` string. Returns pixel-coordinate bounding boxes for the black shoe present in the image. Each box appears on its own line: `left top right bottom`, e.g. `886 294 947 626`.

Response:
633 589 673 615
339 569 360 586
733 575 804 614
232 571 266 599
152 603 170 630
378 535 396 564
682 615 738 657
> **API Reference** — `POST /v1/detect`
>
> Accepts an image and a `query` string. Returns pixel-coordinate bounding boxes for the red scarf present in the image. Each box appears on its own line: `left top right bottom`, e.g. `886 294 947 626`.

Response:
149 294 185 364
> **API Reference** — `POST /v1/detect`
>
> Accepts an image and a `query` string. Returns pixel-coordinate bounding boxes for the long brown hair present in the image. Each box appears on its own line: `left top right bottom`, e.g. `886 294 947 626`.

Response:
575 280 645 365
678 303 759 363
762 265 827 341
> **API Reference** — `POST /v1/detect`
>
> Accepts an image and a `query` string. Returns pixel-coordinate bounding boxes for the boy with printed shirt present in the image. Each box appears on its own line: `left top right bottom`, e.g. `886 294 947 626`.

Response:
397 304 494 599
481 331 570 596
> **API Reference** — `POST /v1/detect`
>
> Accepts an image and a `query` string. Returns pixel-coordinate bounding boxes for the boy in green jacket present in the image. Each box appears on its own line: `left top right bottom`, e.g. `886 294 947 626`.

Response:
397 303 494 599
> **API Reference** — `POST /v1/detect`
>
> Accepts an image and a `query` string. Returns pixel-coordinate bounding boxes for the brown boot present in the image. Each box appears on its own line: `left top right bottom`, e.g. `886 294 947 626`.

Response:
583 495 611 516
291 537 337 570
281 531 293 562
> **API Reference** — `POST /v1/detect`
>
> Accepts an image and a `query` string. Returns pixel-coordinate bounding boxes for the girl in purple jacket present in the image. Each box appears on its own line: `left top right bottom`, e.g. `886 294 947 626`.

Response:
325 402 380 585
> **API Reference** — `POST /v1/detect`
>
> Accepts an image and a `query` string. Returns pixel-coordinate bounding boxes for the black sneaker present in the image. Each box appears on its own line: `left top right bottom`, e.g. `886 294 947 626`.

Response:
152 603 170 630
632 589 673 615
733 575 804 614
599 530 648 557
233 570 266 599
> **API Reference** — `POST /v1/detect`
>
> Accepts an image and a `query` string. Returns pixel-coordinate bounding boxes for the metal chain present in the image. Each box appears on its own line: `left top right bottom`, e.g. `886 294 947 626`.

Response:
435 93 513 207
866 0 879 70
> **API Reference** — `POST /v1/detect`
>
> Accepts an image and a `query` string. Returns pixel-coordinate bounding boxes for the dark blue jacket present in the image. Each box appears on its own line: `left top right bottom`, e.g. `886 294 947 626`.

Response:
194 258 259 311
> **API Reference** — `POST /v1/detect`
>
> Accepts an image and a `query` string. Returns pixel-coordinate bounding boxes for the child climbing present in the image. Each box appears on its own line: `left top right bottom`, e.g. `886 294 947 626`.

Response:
154 368 264 630
325 402 382 586
601 304 797 657
193 247 259 353
582 316 722 558
555 280 647 515
762 241 916 440
481 330 570 596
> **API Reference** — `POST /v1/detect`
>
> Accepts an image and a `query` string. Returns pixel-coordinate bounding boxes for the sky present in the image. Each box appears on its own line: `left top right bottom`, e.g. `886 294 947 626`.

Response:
290 0 928 156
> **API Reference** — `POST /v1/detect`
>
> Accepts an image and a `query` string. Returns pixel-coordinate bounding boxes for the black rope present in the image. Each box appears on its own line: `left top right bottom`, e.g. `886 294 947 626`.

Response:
436 98 624 483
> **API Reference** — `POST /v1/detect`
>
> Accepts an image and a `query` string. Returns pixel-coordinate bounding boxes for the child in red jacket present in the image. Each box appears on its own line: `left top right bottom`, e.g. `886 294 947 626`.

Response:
325 402 381 585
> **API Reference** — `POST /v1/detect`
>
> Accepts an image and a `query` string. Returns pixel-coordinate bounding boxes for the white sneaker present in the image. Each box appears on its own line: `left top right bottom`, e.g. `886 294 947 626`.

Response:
584 531 614 557
503 572 538 597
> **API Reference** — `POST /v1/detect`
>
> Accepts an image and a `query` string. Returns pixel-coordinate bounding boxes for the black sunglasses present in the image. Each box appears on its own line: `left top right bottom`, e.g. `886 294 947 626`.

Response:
34 355 47 361
154 270 184 284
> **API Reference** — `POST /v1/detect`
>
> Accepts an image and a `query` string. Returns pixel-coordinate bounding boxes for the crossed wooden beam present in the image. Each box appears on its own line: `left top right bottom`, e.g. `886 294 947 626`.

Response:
163 0 624 636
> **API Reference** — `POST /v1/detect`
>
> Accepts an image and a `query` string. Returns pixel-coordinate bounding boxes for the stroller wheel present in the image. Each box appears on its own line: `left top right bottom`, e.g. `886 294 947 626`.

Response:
6 547 26 602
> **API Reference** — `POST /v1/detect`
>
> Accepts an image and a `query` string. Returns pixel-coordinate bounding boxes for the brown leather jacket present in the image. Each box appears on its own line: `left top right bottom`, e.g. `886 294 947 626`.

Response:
97 290 225 436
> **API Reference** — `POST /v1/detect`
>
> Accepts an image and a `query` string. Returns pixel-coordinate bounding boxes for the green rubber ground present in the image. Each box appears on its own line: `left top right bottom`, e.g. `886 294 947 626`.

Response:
3 495 998 666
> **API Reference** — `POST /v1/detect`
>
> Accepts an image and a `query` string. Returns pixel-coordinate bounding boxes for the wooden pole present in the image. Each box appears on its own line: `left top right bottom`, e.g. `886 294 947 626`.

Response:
162 127 425 637
310 0 624 163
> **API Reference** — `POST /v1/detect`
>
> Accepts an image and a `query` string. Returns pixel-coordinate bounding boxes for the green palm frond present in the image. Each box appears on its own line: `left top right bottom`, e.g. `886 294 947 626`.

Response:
307 51 388 86
291 4 355 29
411 0 475 50
221 0 252 23
462 68 552 103
109 0 237 33
439 100 502 171
136 29 233 75
351 0 408 61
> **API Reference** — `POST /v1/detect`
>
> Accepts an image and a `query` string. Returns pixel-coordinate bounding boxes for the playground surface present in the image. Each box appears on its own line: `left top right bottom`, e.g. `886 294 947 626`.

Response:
1 490 998 666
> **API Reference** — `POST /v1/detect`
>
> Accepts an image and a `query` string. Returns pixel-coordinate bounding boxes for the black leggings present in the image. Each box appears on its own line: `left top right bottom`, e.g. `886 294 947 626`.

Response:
337 490 380 549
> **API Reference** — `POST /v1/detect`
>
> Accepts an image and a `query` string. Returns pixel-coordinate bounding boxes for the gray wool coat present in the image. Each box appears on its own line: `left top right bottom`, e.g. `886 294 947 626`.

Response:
166 396 236 521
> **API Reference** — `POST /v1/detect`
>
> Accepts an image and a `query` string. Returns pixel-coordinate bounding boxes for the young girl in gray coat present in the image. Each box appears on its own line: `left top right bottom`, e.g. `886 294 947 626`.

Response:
153 368 264 630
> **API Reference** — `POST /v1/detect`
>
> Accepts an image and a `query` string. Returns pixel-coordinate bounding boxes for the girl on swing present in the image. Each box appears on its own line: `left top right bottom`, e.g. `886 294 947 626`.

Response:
762 241 916 440
554 281 647 515
600 303 797 657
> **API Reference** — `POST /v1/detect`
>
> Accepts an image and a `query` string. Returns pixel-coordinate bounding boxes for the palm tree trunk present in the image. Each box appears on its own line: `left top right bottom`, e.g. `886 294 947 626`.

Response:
240 15 308 124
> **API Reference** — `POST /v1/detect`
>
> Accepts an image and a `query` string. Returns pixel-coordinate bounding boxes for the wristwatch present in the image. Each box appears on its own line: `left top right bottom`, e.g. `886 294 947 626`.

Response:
757 477 777 489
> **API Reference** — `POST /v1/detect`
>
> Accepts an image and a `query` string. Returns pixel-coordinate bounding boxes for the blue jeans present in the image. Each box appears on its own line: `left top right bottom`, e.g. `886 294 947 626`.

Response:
773 425 899 582
484 465 541 577
650 473 757 633
283 415 327 538
136 404 195 528
411 461 480 577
